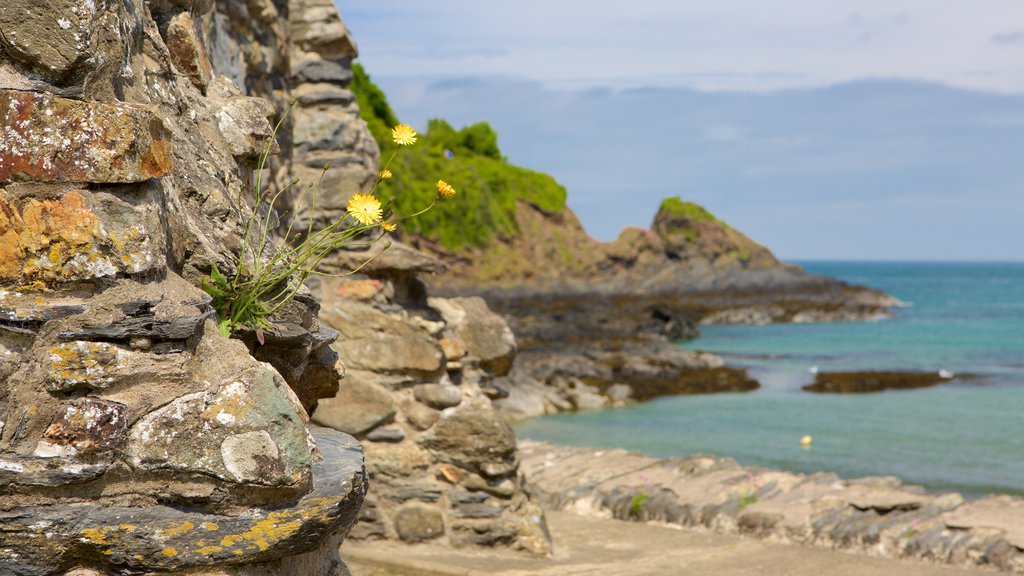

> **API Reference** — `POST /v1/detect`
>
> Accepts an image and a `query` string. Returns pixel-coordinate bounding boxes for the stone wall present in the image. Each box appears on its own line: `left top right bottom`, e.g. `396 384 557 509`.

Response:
310 247 551 555
0 0 361 574
203 0 552 556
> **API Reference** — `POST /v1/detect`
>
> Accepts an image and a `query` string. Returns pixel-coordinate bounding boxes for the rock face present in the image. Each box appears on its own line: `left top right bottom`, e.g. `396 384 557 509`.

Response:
520 441 1024 574
0 0 362 573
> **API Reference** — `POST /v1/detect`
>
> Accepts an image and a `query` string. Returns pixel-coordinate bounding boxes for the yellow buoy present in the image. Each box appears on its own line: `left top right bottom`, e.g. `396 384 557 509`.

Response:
800 435 813 448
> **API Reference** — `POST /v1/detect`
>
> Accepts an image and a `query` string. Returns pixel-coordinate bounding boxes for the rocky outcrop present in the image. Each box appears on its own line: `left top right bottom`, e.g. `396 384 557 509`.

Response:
803 370 968 393
412 197 898 418
422 197 899 324
0 0 360 573
520 441 1024 574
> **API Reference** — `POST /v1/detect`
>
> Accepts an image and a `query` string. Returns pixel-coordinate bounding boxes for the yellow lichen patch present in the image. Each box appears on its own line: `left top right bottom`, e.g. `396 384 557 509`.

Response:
201 522 219 532
197 545 223 555
0 190 101 287
162 548 178 557
119 524 137 533
220 534 242 548
47 342 123 387
80 527 112 545
159 521 195 538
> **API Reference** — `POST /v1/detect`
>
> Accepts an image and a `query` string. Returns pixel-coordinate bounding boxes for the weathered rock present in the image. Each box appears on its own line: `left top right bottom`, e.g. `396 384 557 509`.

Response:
413 383 463 409
293 59 353 84
401 399 440 431
0 428 365 575
37 398 127 458
127 365 312 490
393 504 445 543
0 91 171 183
312 369 396 435
520 440 1024 574
419 400 517 477
208 78 277 163
166 11 214 93
0 0 99 80
322 300 443 375
429 297 517 376
365 426 406 443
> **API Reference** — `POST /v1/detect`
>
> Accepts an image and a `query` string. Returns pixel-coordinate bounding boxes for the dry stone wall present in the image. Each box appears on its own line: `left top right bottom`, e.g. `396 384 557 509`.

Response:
0 0 361 574
202 0 553 555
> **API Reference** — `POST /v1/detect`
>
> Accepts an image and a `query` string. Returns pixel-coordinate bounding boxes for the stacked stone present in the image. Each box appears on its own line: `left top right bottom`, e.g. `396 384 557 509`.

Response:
202 0 554 556
310 245 552 556
521 441 1024 574
0 1 361 574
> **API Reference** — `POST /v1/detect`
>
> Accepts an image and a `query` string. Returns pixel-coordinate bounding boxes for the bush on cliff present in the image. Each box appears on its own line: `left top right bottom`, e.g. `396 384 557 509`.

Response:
351 63 567 250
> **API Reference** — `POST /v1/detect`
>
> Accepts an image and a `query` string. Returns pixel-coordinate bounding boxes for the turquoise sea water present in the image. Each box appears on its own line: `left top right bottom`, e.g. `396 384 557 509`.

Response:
515 262 1024 497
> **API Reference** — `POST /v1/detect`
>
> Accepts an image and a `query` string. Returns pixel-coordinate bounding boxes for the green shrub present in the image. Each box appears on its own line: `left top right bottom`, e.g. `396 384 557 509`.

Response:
351 63 567 249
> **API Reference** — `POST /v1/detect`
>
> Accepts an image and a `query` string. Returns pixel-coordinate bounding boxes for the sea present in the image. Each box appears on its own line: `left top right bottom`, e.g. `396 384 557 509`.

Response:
514 262 1024 498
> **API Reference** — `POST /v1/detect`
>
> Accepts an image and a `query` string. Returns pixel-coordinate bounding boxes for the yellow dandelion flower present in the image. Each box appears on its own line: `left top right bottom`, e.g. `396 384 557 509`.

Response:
378 169 393 179
347 193 382 225
437 180 456 198
382 221 397 232
391 124 417 146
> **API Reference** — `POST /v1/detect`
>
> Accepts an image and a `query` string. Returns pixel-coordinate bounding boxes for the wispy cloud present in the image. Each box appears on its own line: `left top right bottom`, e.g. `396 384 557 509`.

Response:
992 30 1024 45
341 0 1024 93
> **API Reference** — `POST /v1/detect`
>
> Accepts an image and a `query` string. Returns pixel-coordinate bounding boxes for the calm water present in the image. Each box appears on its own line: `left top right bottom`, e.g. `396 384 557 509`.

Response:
515 262 1024 497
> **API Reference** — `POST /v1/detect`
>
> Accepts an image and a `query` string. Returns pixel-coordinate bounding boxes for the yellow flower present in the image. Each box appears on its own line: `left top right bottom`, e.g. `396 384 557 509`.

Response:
347 193 382 225
378 169 393 179
382 221 397 232
437 180 456 198
391 124 417 146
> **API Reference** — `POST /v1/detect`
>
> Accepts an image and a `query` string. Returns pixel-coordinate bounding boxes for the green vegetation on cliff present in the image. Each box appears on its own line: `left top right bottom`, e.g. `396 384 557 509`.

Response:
657 197 727 227
351 64 567 249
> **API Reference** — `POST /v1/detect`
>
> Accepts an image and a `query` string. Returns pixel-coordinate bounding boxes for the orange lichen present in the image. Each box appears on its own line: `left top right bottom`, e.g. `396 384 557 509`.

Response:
0 190 101 288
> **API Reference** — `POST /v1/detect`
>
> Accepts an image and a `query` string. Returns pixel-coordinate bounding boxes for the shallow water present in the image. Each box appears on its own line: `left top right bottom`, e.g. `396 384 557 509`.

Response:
515 262 1024 497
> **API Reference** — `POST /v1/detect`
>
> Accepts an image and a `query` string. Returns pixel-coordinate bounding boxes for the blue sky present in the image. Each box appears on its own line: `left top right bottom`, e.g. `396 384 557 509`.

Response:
338 1 1024 261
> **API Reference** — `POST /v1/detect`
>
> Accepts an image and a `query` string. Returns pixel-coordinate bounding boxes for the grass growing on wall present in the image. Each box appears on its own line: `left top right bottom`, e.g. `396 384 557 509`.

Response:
351 64 567 249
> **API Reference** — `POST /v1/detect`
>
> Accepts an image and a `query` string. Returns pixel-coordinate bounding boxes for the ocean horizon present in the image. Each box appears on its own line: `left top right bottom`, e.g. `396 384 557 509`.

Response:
515 260 1024 498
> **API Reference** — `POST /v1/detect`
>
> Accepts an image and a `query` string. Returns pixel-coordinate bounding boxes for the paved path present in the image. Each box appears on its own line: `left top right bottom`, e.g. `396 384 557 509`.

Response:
342 511 991 576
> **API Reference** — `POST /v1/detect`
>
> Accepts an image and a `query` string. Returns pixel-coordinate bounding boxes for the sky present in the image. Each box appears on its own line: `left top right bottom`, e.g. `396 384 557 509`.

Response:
338 1 1024 261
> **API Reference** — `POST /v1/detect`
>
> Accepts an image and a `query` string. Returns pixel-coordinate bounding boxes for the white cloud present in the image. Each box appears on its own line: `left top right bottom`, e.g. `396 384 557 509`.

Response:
340 0 1024 93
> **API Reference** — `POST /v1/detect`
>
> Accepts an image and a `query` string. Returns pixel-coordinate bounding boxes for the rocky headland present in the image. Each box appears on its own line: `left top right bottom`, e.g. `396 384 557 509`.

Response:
428 197 900 418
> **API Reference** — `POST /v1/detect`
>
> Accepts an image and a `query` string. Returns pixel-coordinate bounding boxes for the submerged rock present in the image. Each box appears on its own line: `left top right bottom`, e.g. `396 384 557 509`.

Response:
803 370 967 393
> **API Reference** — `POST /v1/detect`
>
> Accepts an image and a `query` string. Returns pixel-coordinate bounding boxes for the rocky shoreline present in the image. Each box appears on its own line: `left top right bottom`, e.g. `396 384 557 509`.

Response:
519 440 1024 574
